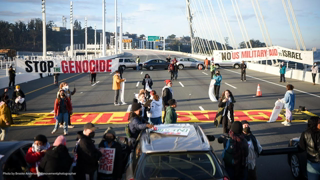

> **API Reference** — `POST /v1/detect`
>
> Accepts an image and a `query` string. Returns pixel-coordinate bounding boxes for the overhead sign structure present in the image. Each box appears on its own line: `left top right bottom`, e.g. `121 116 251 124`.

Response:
213 46 314 65
148 36 160 42
122 39 132 43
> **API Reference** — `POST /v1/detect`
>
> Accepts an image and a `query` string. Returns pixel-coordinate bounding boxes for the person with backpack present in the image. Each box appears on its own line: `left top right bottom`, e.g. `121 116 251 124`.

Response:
98 127 123 180
162 80 173 123
218 121 249 180
242 121 262 180
169 61 175 80
166 55 171 63
142 74 153 100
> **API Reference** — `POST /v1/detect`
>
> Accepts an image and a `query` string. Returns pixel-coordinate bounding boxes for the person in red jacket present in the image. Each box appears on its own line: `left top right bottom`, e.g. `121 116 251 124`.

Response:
52 89 72 135
25 134 50 178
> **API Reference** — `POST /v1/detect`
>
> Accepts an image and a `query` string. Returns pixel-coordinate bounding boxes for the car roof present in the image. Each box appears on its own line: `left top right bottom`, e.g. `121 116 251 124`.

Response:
140 124 211 153
0 141 33 155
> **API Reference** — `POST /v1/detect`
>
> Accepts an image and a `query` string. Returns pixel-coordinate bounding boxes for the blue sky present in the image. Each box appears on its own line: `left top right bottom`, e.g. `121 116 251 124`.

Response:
0 0 319 49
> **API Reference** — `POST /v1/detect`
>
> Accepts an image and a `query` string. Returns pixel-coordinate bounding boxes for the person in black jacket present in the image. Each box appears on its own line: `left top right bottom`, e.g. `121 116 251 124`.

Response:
8 66 15 89
173 60 179 80
98 127 123 180
162 80 173 123
215 90 236 134
118 65 124 79
39 135 72 180
1 88 10 105
240 61 247 82
298 116 320 180
74 123 102 180
142 74 153 100
12 85 26 111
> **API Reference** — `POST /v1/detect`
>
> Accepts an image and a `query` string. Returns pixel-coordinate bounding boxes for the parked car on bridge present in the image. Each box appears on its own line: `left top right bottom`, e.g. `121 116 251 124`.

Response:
287 137 307 179
143 59 169 70
117 58 142 70
176 57 204 70
214 61 242 69
124 124 228 180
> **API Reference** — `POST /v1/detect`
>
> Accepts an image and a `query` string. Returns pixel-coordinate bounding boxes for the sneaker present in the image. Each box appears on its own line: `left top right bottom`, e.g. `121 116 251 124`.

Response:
284 122 291 126
68 125 74 128
59 124 63 128
281 121 287 125
64 131 68 135
51 129 57 134
121 102 127 105
114 103 120 106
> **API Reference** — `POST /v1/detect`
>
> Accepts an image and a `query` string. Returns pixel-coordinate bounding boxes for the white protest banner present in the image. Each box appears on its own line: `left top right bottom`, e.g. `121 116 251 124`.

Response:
151 126 190 136
268 100 284 123
98 148 116 175
15 57 119 74
213 46 314 65
209 79 217 102
120 81 126 104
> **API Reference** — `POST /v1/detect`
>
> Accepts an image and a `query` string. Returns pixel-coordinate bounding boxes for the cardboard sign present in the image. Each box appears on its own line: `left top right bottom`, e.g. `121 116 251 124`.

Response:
98 148 116 174
151 127 190 136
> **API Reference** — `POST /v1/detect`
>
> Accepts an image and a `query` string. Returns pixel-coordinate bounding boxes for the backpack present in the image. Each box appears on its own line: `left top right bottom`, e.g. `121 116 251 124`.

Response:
125 124 131 138
222 138 235 166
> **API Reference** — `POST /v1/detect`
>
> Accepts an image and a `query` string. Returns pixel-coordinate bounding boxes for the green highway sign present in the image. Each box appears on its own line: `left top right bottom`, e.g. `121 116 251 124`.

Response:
148 36 160 41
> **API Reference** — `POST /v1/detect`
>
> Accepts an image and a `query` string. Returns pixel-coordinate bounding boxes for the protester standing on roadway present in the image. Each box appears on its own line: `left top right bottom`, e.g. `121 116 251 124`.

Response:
213 71 222 100
0 99 13 141
38 135 73 180
113 70 126 106
142 74 153 100
58 82 76 129
298 116 320 180
128 102 154 149
12 85 26 111
138 93 148 121
165 99 177 124
169 61 175 80
210 59 216 79
136 56 140 71
241 61 247 82
1 88 10 105
204 58 209 71
166 55 171 63
98 127 123 180
74 123 102 180
311 62 318 85
8 65 15 89
214 90 236 134
174 60 179 80
118 64 124 79
280 62 286 83
148 94 163 125
218 121 249 180
280 84 295 127
90 65 97 84
25 134 50 177
242 120 263 180
52 89 72 135
53 73 59 85
162 80 173 123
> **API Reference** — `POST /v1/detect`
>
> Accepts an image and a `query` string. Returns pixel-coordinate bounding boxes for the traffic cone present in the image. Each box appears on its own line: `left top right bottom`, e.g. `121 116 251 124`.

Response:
256 84 262 97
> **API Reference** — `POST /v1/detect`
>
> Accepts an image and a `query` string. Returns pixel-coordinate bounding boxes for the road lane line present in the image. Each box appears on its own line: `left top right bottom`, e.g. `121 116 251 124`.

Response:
127 104 132 112
199 106 205 111
141 72 143 75
224 69 320 98
202 72 208 75
92 82 97 86
97 81 100 83
136 81 139 87
225 82 237 89
25 73 82 95
179 82 185 87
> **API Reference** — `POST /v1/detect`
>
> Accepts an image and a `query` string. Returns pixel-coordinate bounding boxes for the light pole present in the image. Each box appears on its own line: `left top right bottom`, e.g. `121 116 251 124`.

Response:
163 36 166 51
42 0 46 60
120 13 123 53
94 24 97 57
102 0 106 56
85 17 87 59
114 0 118 54
70 1 74 58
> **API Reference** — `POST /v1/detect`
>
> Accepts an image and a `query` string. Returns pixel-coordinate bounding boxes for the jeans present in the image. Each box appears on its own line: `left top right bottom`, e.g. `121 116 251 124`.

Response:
91 74 96 83
54 113 68 132
136 64 139 71
312 73 316 83
174 71 178 80
9 78 15 88
307 160 320 180
0 127 9 141
280 74 286 82
114 90 120 104
214 85 220 100
241 71 246 81
149 117 162 125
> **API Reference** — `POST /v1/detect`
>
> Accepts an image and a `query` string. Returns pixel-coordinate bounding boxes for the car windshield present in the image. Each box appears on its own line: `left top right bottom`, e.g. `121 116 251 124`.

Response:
136 152 222 180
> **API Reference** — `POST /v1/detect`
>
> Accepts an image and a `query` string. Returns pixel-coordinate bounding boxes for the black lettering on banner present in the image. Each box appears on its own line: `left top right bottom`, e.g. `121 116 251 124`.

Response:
227 52 231 60
288 51 292 58
221 52 227 60
40 61 47 72
47 61 54 72
25 60 33 72
33 61 39 72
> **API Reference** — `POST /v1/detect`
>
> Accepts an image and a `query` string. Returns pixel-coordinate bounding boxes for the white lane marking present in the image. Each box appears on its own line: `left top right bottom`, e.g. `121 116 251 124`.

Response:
202 72 208 75
179 82 185 87
225 82 237 89
80 92 83 94
224 69 320 98
50 110 54 113
97 81 100 83
199 106 205 111
127 104 132 112
136 81 139 87
92 82 97 86
141 72 143 75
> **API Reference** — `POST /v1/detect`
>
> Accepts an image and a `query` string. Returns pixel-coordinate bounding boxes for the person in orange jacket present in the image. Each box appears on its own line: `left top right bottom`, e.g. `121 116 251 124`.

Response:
205 58 209 71
113 70 126 106
25 134 51 178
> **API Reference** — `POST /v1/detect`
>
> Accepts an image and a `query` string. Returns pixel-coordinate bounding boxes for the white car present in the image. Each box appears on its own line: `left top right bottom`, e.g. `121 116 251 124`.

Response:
117 58 142 70
214 61 242 69
176 57 204 70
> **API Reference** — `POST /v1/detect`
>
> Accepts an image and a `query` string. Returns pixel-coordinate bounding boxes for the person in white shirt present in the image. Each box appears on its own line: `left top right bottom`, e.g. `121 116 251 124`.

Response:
311 63 318 85
148 94 162 125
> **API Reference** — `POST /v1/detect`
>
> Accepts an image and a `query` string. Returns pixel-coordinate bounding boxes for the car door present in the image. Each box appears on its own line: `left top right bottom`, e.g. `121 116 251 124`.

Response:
159 60 167 69
124 59 132 68
184 58 192 68
189 58 198 68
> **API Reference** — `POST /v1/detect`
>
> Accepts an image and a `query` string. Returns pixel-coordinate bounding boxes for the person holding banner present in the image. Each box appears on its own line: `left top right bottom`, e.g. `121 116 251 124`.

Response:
98 127 123 180
210 59 216 79
52 89 72 135
280 84 295 126
280 62 286 83
213 71 222 100
112 71 126 106
142 74 153 100
12 85 26 111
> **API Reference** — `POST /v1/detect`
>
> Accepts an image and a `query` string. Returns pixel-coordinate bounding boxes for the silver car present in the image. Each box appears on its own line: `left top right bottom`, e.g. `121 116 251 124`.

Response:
117 58 141 70
214 61 241 69
176 57 205 70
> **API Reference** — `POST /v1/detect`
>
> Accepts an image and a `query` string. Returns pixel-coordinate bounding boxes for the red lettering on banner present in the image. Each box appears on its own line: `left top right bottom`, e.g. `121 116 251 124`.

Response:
232 52 239 59
177 112 192 122
246 111 277 121
191 112 216 121
109 113 130 123
70 113 100 123
234 111 251 121
69 61 75 73
99 60 106 72
75 61 82 73
95 113 113 123
269 49 278 56
262 50 267 57
257 51 261 57
89 60 95 72
61 61 68 73
83 61 89 73
106 60 112 72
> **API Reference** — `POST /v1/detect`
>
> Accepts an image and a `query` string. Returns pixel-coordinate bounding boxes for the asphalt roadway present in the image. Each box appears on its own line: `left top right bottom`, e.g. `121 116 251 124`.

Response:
2 49 320 180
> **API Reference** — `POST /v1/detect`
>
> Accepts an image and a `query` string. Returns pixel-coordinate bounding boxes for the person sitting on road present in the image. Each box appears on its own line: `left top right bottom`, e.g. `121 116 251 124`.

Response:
0 99 13 141
142 74 153 100
98 127 123 180
74 123 102 180
128 102 154 149
25 134 50 178
12 85 26 111
298 116 320 180
218 121 249 180
148 94 163 125
52 89 72 135
213 71 222 100
165 99 177 124
38 135 73 180
242 120 263 180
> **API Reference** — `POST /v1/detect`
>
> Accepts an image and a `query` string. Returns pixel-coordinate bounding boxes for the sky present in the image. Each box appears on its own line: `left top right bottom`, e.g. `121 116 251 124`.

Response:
0 0 319 49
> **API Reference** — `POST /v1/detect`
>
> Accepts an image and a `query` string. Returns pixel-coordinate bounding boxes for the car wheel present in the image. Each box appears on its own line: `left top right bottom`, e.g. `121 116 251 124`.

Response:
178 64 184 70
234 64 240 69
290 154 302 179
215 64 220 69
149 66 154 71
